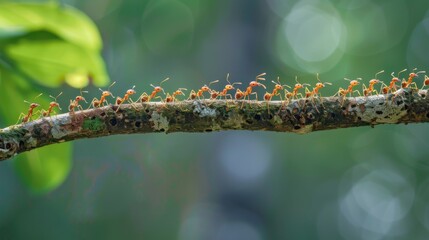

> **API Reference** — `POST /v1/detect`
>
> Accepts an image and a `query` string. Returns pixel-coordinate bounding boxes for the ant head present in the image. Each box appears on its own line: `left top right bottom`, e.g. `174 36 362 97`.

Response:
316 82 324 88
369 79 380 84
50 101 59 107
76 96 86 102
127 89 136 95
249 81 258 87
102 90 112 97
30 103 39 108
153 86 163 93
201 85 210 92
275 84 283 90
295 83 303 89
225 84 234 90
350 80 360 86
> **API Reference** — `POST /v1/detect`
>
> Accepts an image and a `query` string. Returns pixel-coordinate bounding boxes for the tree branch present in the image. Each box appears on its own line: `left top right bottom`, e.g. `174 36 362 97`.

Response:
1 88 428 161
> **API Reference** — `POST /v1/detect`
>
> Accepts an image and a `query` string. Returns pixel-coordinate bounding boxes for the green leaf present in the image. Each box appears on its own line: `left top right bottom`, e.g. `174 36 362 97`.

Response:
0 2 101 50
4 39 109 88
14 143 72 193
0 69 73 193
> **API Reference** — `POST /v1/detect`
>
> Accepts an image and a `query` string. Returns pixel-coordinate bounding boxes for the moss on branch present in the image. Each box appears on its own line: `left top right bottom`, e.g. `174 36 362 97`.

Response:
0 88 428 161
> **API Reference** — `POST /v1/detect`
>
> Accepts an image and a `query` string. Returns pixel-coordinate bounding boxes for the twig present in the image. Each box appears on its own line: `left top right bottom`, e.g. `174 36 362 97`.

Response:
0 88 428 161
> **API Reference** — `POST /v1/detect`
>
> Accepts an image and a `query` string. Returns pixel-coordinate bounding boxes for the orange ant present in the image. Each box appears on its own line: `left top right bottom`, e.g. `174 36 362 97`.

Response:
41 92 63 117
116 86 136 105
90 81 116 108
234 73 266 108
138 77 169 103
165 88 187 102
286 76 309 100
263 77 290 113
305 74 332 99
402 68 425 89
18 94 43 123
363 70 384 96
69 89 88 114
211 74 242 101
335 77 361 106
336 78 361 97
243 73 266 102
381 69 406 94
264 77 290 101
188 80 219 100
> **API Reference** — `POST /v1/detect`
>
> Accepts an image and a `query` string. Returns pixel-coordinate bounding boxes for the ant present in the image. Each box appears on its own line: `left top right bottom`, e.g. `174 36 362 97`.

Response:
263 77 290 113
235 73 267 108
285 76 309 100
18 94 43 124
303 74 332 111
243 73 266 102
402 68 425 89
116 86 136 105
69 89 88 114
41 92 63 117
363 70 384 96
335 77 361 106
165 88 187 103
188 80 219 100
304 74 332 99
381 69 406 94
264 77 290 101
211 74 242 101
336 78 361 97
138 77 169 103
90 81 116 108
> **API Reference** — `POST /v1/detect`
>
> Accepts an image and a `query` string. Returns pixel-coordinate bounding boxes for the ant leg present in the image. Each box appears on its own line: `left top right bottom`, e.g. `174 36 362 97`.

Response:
16 113 27 124
352 90 361 96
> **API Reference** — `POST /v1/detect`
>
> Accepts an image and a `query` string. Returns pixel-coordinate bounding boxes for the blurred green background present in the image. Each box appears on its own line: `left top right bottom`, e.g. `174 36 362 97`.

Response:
1 0 429 239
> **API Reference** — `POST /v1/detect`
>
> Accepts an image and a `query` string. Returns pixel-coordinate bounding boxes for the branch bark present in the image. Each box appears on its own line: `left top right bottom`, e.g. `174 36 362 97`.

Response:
1 88 428 161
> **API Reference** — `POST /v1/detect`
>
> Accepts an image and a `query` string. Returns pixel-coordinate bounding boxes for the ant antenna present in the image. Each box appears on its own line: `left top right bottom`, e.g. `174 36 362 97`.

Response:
256 73 266 81
317 73 332 85
374 70 384 79
160 77 169 86
209 80 219 86
49 92 63 110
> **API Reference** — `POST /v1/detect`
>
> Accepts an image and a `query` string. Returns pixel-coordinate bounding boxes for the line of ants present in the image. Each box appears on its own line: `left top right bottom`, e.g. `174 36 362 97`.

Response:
17 69 429 124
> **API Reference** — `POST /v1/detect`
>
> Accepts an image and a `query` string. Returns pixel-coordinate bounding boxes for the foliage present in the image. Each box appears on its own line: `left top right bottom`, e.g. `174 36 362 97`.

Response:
0 2 108 193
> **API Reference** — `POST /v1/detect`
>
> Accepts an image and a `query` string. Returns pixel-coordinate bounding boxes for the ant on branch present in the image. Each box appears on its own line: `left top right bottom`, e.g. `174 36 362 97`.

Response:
165 88 187 103
263 77 290 113
210 74 242 101
304 74 331 99
139 77 169 103
188 80 219 100
285 76 309 100
335 77 361 106
40 92 63 117
264 77 290 101
381 69 406 94
69 89 88 114
90 82 116 108
363 70 384 96
18 93 43 124
401 68 425 89
235 73 266 108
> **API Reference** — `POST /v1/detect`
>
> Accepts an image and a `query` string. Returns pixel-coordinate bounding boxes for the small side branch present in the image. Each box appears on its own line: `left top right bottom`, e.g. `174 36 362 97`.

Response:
0 88 428 161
